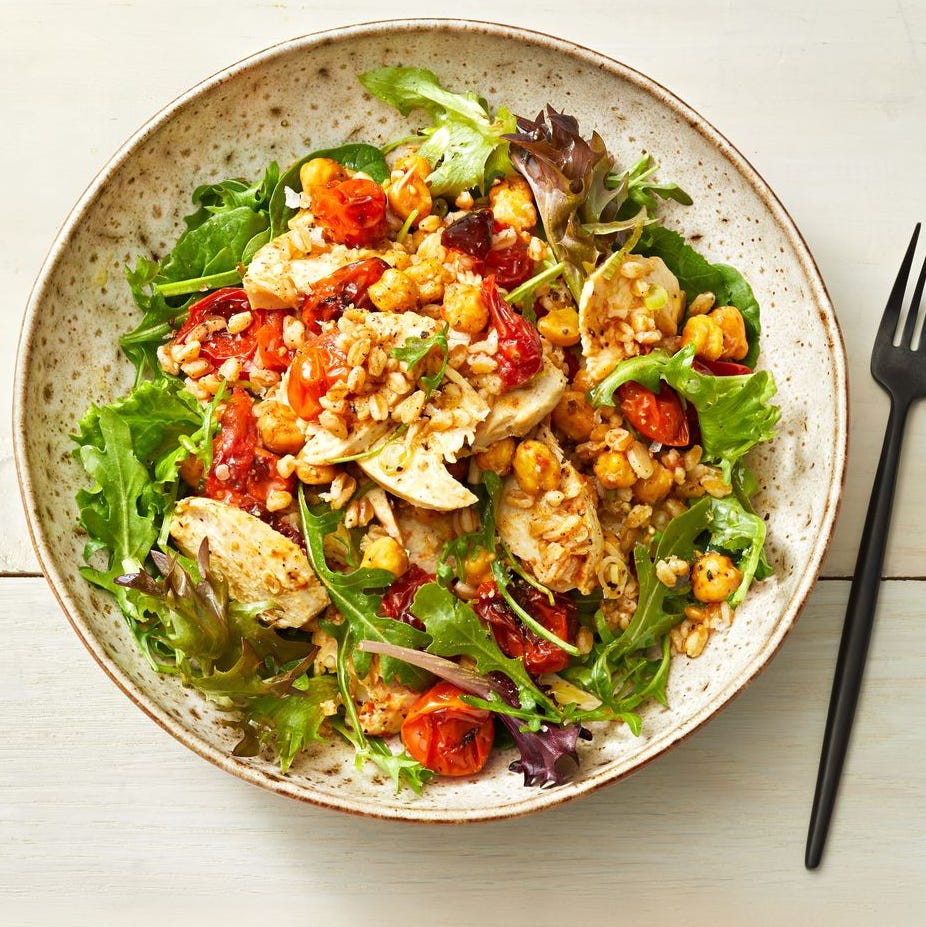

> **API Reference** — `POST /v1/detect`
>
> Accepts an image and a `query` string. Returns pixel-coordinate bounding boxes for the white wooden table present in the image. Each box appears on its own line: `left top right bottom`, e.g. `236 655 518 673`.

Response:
3 1 925 924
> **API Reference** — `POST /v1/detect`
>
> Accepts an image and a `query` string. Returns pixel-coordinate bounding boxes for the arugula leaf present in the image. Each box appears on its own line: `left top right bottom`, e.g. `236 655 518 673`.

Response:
268 143 389 238
619 499 713 659
328 717 434 795
637 224 762 367
76 406 159 594
321 612 433 794
359 67 516 196
411 582 555 717
608 153 692 218
73 377 222 635
298 488 432 793
390 323 450 398
564 499 712 712
589 344 779 482
298 494 431 689
74 379 202 469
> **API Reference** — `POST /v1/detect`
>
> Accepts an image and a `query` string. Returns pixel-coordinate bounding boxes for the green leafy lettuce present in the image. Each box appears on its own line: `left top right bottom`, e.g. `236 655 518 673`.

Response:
73 378 213 616
359 66 517 197
589 343 779 482
637 224 762 367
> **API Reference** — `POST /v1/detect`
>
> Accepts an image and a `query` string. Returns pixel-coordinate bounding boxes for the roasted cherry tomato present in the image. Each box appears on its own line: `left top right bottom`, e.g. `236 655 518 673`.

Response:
203 388 294 514
441 209 493 261
380 565 434 631
693 358 753 377
618 381 690 447
484 233 534 289
286 334 350 421
254 309 294 372
442 211 534 289
300 258 389 332
174 288 259 366
472 581 578 675
482 275 543 390
309 178 387 247
401 682 495 777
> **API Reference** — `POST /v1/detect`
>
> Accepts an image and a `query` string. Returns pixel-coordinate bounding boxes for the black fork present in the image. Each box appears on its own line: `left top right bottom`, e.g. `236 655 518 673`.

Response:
806 223 926 869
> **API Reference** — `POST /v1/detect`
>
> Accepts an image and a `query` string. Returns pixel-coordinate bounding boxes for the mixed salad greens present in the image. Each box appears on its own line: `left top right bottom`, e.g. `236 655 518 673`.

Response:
74 66 778 793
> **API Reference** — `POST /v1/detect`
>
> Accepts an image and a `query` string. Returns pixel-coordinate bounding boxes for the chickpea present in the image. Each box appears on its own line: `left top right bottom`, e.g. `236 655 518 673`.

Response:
691 551 742 603
571 368 598 392
512 440 561 494
368 268 419 313
295 461 339 485
488 176 538 232
551 390 597 442
474 437 517 475
594 451 637 489
463 549 495 586
632 461 674 504
360 536 409 578
299 157 348 191
385 169 432 225
257 402 305 456
537 307 580 347
178 454 204 489
404 259 450 304
681 314 724 361
710 305 749 361
394 153 431 180
442 282 489 334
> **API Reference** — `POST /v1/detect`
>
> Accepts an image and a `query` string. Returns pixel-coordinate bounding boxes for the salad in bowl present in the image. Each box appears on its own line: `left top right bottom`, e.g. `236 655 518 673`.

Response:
72 65 779 794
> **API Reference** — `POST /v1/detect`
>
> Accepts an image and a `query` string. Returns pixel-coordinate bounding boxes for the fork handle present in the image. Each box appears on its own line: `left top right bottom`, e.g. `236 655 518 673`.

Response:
805 396 910 869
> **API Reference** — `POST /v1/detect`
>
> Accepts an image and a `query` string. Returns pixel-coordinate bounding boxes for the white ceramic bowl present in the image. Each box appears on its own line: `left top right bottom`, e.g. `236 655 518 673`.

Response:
14 20 847 821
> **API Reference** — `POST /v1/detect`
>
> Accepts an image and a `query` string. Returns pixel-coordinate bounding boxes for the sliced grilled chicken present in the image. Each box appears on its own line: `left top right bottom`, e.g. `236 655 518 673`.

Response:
496 427 604 594
578 253 684 381
358 368 488 510
471 354 567 451
169 496 328 630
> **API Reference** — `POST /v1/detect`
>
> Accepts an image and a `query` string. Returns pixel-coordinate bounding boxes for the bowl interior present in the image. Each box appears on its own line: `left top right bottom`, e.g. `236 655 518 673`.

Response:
15 20 846 821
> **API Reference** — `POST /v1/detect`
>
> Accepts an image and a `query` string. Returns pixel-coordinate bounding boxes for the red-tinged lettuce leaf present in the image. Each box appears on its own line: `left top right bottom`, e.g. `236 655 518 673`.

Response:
506 107 627 302
116 540 316 682
75 406 161 618
488 673 590 788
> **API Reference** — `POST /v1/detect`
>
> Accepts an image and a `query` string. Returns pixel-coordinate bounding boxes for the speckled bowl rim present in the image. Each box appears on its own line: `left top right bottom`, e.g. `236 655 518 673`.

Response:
13 18 848 823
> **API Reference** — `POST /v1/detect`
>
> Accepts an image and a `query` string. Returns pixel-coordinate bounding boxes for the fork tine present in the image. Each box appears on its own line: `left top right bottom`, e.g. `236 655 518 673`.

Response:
878 223 921 344
910 248 926 351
